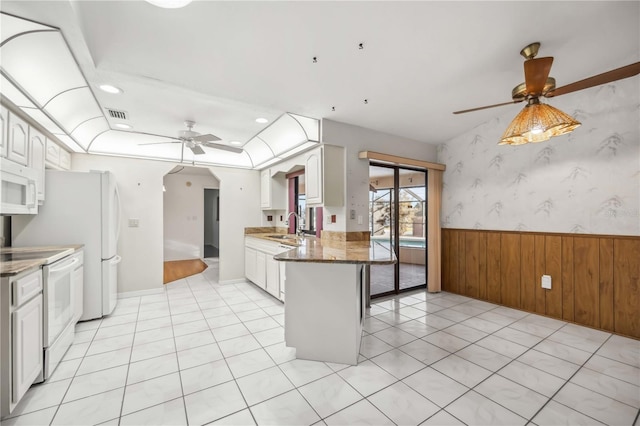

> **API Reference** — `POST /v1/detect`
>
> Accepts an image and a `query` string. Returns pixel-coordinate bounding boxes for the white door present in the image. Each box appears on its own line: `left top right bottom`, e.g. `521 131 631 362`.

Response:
101 172 121 259
12 294 43 403
102 255 121 315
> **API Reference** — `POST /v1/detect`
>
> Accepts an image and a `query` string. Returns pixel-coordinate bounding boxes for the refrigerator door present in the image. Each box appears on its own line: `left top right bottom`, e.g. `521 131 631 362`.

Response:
101 171 121 259
102 255 121 315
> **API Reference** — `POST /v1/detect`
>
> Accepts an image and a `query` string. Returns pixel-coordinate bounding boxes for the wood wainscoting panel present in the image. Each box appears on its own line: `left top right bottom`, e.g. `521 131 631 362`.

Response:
561 236 575 322
545 236 563 319
500 233 521 308
520 234 536 312
613 239 640 337
534 235 546 315
465 231 480 299
599 239 614 332
441 228 640 339
573 237 600 328
486 232 501 304
478 232 488 300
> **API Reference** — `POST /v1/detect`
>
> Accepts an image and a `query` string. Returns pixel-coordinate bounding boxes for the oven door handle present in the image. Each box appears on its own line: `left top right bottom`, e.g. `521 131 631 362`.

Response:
48 257 80 274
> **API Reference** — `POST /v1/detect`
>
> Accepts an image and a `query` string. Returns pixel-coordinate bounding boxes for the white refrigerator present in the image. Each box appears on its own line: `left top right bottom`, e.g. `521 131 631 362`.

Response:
12 170 121 320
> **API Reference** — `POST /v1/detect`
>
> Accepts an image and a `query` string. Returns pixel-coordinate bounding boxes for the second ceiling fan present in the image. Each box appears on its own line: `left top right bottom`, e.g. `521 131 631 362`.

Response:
453 42 640 115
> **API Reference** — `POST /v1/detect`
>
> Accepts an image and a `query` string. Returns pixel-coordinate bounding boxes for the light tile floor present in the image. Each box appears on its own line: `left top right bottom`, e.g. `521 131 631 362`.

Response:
4 261 640 425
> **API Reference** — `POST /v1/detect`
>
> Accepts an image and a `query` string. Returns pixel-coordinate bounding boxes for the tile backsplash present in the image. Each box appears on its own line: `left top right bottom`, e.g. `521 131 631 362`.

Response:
438 78 639 236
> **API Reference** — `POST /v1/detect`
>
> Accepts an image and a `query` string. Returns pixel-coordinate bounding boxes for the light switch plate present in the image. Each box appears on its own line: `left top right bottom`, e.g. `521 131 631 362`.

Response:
128 218 139 227
541 274 552 289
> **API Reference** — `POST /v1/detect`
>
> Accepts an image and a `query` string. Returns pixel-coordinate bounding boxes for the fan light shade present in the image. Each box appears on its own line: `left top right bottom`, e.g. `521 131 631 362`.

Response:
499 98 580 145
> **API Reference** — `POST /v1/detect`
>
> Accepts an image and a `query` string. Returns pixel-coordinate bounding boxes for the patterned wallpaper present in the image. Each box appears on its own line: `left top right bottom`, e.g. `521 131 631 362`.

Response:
438 78 640 236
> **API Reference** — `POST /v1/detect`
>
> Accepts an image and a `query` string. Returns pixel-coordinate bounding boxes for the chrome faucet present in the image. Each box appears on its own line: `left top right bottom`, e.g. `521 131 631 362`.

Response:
285 211 304 236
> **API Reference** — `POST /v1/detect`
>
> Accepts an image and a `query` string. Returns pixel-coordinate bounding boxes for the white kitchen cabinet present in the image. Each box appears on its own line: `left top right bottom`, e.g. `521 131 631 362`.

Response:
1 268 44 418
7 112 29 166
304 145 344 207
11 293 43 404
28 127 46 203
1 104 8 158
255 251 266 288
245 236 292 301
45 138 60 166
305 151 321 204
260 169 286 210
45 139 71 170
245 246 257 284
265 256 279 298
58 149 71 170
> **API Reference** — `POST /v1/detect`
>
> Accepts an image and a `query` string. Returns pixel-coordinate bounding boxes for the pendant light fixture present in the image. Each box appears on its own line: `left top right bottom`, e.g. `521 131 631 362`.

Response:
499 97 581 145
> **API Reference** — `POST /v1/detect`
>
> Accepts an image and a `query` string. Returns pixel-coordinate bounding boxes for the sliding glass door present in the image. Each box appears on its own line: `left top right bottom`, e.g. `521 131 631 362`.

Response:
369 163 427 297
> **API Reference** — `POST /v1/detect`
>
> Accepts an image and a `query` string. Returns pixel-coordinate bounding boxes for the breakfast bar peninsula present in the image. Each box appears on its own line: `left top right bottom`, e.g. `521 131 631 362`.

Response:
274 236 395 365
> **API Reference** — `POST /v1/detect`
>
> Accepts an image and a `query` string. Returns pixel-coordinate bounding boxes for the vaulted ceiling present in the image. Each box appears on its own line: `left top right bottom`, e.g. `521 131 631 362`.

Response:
1 1 638 167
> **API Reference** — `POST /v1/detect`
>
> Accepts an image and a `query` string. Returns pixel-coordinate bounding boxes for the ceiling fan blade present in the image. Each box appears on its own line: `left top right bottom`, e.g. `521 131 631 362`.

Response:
546 62 640 97
137 141 181 146
201 142 244 154
192 134 221 143
453 100 522 114
189 144 206 155
524 57 554 95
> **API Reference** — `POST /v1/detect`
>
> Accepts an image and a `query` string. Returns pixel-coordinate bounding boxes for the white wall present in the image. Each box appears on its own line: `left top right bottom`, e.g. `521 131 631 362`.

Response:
321 119 439 232
438 77 640 236
163 172 219 260
72 154 262 291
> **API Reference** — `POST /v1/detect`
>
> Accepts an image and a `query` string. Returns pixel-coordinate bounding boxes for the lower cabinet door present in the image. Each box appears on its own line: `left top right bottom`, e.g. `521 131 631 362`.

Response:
265 257 279 298
245 247 257 283
255 251 266 288
12 294 43 404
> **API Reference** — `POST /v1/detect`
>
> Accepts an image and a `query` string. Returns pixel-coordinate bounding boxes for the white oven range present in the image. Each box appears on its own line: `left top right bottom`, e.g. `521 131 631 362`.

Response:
36 249 83 381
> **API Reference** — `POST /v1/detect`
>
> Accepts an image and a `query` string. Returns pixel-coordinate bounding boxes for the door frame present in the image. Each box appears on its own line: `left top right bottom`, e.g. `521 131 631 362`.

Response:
370 162 427 298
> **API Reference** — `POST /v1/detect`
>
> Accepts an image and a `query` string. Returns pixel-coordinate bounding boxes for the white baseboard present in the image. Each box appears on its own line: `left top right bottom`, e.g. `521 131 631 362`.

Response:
217 278 248 285
118 287 164 299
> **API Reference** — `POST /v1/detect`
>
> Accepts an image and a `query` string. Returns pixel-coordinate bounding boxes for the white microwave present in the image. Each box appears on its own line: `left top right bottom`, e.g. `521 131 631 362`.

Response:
0 158 38 215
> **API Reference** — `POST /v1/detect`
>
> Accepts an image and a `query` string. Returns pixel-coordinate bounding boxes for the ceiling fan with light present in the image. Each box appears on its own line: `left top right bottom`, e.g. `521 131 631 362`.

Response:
454 42 640 145
139 120 243 155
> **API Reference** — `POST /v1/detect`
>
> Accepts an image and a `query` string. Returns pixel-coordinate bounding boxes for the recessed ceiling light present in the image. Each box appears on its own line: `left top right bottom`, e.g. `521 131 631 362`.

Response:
255 118 269 124
229 140 243 146
114 123 132 129
99 84 123 94
145 0 192 8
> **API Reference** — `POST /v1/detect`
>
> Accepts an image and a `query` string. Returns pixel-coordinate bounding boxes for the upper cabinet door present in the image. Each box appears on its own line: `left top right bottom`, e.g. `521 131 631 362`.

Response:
8 112 29 166
305 150 322 205
260 169 271 208
0 105 8 158
29 129 46 203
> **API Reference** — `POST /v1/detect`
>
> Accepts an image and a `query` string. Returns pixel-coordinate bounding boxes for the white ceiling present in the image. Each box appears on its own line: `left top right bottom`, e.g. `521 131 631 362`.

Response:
1 1 638 160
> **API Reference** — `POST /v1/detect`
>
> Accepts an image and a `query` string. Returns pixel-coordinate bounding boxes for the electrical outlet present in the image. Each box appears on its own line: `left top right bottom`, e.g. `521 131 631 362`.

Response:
128 218 139 227
331 215 336 223
267 215 273 221
541 275 552 289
